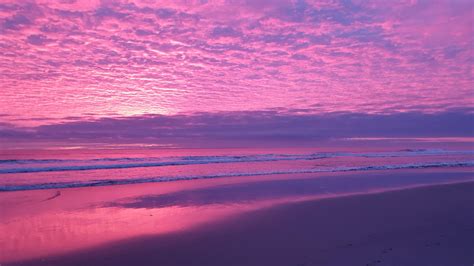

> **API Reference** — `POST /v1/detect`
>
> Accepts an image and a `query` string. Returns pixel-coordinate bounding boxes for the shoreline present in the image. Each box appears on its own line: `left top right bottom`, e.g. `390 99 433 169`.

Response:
8 180 474 266
2 162 473 192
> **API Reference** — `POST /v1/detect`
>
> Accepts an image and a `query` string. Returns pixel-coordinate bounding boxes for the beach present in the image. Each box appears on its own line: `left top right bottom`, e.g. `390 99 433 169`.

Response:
2 168 473 266
2 1 473 265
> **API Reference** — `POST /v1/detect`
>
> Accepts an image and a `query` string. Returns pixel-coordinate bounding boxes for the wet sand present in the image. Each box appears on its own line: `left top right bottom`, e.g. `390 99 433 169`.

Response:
9 181 474 266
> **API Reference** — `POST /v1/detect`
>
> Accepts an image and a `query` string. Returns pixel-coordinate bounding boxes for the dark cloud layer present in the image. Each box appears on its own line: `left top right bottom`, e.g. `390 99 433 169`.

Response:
1 109 472 148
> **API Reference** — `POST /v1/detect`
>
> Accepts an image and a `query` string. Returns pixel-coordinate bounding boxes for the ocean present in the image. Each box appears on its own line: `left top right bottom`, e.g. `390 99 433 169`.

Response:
1 144 473 192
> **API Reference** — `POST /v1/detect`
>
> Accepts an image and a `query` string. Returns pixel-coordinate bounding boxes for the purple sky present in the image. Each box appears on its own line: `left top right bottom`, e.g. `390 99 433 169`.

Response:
0 0 473 148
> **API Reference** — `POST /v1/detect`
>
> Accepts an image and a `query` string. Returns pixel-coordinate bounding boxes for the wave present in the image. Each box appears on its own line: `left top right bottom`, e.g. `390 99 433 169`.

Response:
0 154 325 174
0 159 67 164
1 149 472 174
1 161 472 192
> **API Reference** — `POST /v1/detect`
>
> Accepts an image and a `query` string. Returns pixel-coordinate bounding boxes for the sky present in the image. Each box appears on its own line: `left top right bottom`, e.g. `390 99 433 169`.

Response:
0 0 473 148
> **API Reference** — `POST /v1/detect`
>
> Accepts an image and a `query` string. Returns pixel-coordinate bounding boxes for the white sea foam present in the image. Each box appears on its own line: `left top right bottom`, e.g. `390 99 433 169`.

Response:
1 161 472 191
0 149 472 174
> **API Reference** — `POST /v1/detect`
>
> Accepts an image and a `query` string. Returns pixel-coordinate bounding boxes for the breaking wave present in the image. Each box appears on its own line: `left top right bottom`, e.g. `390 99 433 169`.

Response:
1 149 472 174
1 161 472 191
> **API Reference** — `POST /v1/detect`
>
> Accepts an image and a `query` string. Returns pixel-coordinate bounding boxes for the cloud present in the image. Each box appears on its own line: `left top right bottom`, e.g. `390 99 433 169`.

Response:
1 109 472 148
26 34 52 45
211 26 241 38
0 0 472 130
2 14 31 30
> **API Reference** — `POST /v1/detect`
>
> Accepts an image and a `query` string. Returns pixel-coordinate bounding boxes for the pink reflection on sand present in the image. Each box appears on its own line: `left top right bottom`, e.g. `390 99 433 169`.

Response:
1 201 255 262
0 180 314 263
1 169 472 263
0 174 287 262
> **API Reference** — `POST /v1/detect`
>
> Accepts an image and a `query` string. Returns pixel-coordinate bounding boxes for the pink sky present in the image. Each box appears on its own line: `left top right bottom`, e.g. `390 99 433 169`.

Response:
0 0 473 147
